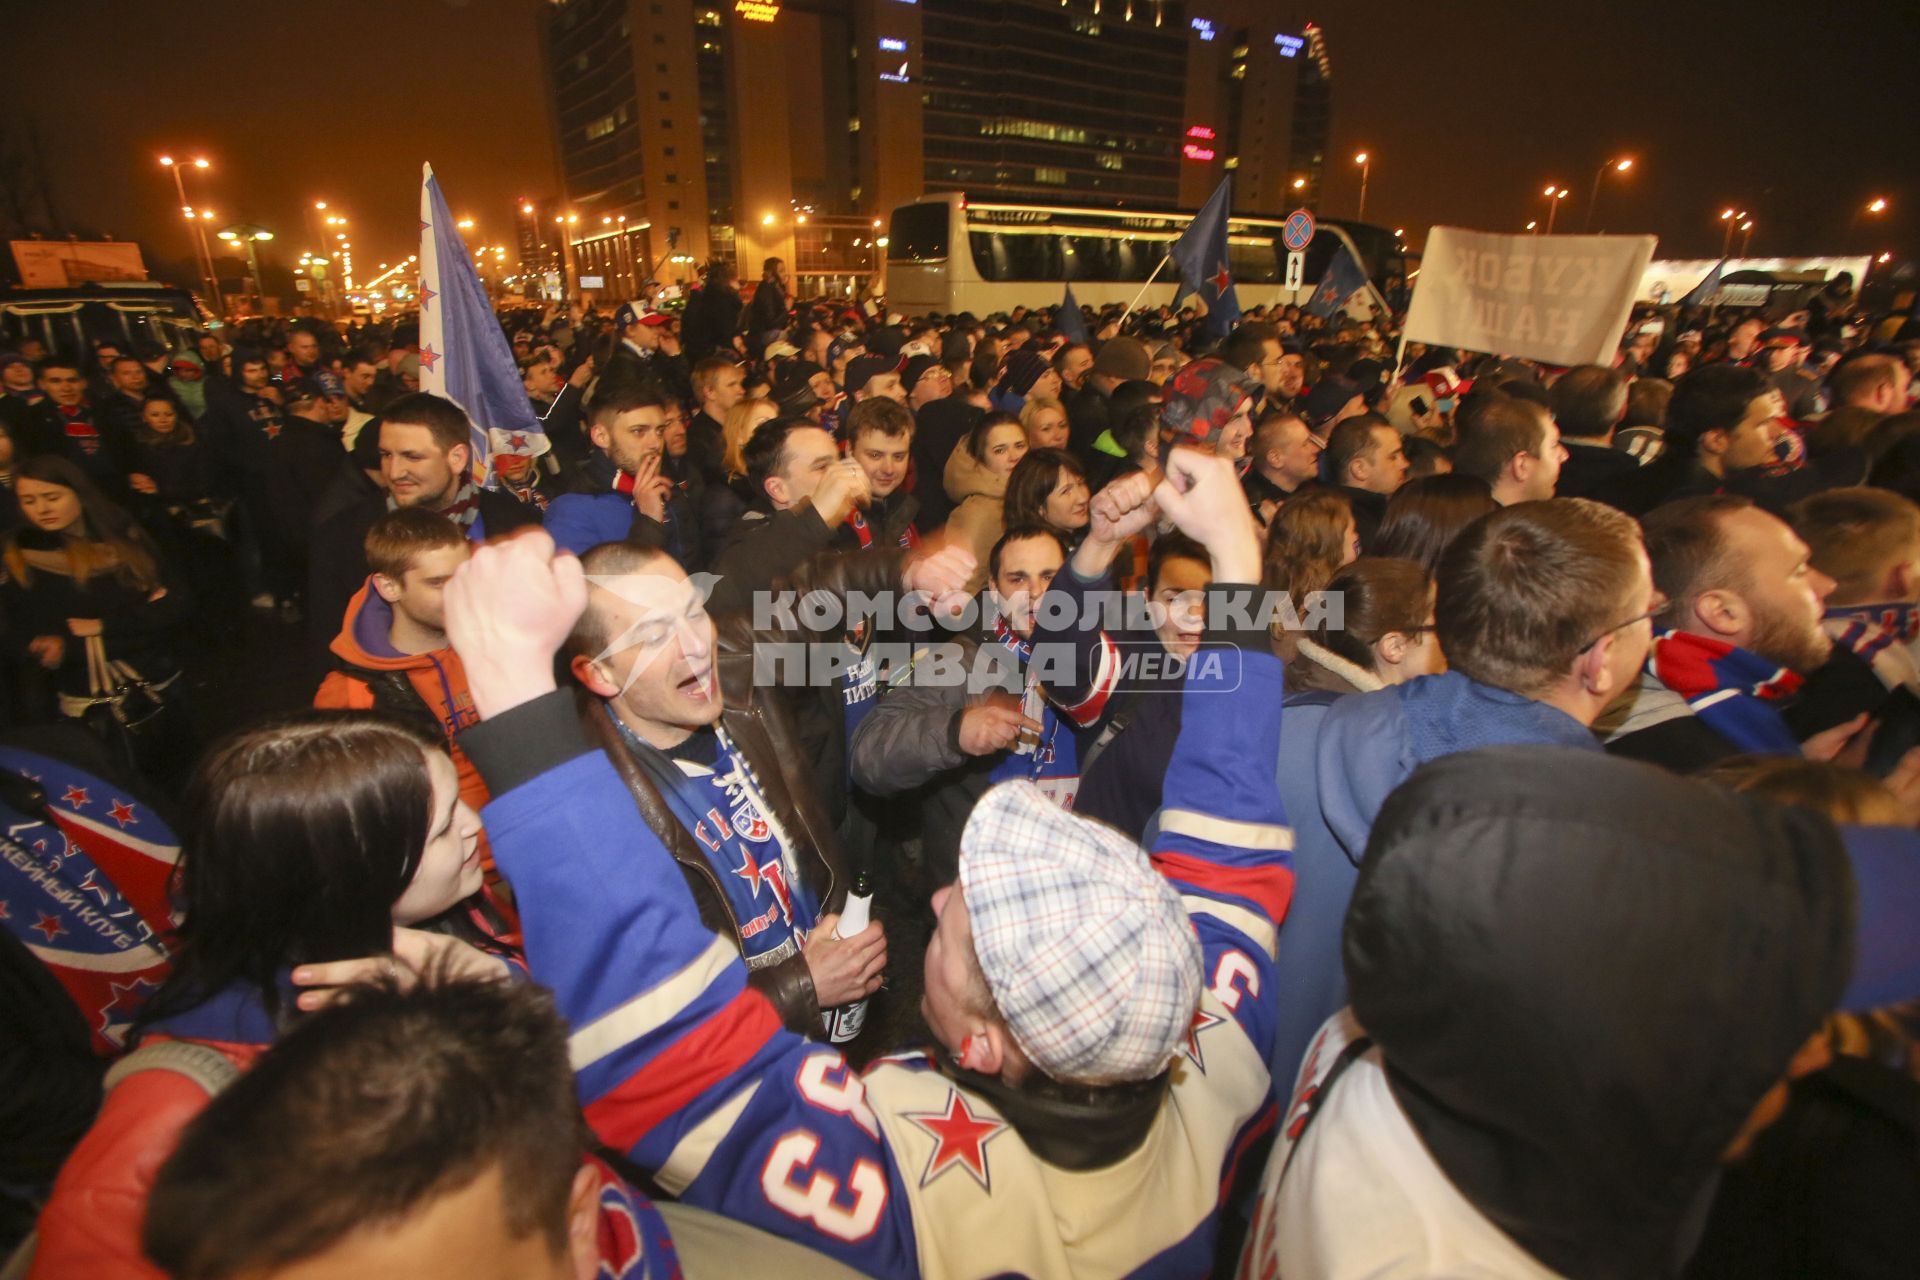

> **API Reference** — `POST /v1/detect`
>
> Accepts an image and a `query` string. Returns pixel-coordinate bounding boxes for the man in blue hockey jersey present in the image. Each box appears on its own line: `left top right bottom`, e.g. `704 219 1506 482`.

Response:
444 447 1292 1279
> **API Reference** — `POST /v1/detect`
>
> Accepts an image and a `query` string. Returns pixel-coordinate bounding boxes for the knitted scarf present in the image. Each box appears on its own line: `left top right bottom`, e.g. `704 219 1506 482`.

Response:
1824 602 1920 665
388 479 479 529
1648 629 1803 755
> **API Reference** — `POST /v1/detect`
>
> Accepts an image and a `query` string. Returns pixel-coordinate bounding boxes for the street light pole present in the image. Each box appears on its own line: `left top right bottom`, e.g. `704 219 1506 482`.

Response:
1740 220 1755 257
1544 186 1567 235
1583 158 1633 234
1355 152 1371 222
159 155 224 316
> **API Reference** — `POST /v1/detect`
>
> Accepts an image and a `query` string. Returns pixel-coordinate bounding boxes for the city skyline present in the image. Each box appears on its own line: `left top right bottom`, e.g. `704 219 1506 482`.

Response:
4 0 1912 292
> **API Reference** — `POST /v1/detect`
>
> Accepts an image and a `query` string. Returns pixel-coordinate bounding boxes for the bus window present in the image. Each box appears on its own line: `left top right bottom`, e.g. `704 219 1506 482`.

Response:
888 203 951 263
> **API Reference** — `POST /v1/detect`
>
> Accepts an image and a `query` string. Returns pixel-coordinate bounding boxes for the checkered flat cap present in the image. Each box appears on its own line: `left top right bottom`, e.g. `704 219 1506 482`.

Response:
959 781 1202 1084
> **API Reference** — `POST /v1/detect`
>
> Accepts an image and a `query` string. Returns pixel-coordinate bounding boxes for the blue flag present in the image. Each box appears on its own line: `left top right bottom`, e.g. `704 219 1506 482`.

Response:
1305 241 1370 318
1679 259 1727 309
1059 283 1090 345
1169 177 1242 338
417 163 547 486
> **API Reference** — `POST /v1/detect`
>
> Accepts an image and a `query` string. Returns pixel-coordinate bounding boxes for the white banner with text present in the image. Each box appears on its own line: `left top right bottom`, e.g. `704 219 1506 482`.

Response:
1403 227 1657 367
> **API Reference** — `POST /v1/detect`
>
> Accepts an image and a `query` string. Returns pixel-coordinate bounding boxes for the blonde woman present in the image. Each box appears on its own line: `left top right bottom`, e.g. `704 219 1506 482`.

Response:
700 396 780 552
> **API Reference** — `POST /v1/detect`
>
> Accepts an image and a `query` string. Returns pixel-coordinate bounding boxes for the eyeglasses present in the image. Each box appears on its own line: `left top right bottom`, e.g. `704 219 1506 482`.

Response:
1576 592 1668 654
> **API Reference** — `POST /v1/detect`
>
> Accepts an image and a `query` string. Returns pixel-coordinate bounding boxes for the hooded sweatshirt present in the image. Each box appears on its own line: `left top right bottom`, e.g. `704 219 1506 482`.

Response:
313 580 488 819
1247 745 1856 1280
942 438 1008 595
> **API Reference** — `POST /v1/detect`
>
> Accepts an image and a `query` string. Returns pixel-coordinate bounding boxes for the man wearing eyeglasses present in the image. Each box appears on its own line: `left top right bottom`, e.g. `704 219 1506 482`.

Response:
1267 497 1654 1087
1602 493 1850 773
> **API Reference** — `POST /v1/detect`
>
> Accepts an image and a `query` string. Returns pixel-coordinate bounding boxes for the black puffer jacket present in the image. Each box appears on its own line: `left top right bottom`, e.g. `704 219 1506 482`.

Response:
1347 744 1855 1280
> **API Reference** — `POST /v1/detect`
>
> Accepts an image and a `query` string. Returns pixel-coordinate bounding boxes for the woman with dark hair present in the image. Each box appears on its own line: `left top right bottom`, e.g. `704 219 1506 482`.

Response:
1285 556 1443 695
29 710 518 1279
1003 447 1090 544
944 411 1029 593
1262 489 1360 655
2 456 195 784
1371 473 1499 574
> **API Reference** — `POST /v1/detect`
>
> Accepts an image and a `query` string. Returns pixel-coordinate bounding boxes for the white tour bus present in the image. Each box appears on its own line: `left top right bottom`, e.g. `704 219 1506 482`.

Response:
885 192 1406 318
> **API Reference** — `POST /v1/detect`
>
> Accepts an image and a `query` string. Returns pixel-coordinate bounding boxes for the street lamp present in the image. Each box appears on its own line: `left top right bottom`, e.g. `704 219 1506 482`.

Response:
1583 157 1633 233
1543 185 1568 235
1354 152 1371 221
1720 208 1749 258
159 153 224 314
1526 220 1538 233
216 224 274 313
1291 177 1306 192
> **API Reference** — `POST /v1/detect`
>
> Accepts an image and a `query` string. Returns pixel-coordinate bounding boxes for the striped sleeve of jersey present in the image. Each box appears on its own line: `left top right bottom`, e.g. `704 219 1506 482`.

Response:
1150 642 1291 1062
481 747 926 1278
1029 566 1122 727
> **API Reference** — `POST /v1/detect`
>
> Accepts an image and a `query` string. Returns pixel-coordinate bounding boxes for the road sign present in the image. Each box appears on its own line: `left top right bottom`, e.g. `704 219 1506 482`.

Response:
294 277 312 293
1285 251 1304 290
1282 208 1316 252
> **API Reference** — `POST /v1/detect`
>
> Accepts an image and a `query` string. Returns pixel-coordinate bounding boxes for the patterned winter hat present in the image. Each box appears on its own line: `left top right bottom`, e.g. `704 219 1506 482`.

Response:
1157 357 1259 456
959 781 1203 1084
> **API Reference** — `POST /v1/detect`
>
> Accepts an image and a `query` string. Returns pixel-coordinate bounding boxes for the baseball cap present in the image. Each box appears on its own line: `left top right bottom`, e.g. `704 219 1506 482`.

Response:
764 338 801 361
959 781 1202 1084
844 353 905 395
279 377 323 405
1157 357 1260 455
0 352 31 373
902 354 945 393
312 371 348 400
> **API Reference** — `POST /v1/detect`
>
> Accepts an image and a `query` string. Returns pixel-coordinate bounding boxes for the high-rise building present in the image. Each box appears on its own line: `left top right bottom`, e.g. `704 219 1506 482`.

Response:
537 0 1329 296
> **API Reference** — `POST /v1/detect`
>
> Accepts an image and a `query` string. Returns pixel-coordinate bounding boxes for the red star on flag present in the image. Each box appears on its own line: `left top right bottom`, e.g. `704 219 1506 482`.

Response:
417 346 441 373
419 219 431 232
1181 1006 1227 1074
904 1089 1006 1190
61 785 89 807
106 799 138 828
1211 262 1232 294
31 912 65 942
419 285 437 311
508 433 529 450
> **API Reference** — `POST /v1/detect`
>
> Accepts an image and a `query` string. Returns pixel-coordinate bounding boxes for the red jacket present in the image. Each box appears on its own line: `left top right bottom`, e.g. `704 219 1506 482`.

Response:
29 1036 266 1280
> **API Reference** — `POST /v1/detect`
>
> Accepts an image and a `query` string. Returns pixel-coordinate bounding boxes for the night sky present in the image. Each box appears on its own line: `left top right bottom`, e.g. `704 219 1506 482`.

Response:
7 0 1916 286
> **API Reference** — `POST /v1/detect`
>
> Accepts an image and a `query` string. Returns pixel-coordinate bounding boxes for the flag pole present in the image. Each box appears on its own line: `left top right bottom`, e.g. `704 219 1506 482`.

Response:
1121 253 1173 324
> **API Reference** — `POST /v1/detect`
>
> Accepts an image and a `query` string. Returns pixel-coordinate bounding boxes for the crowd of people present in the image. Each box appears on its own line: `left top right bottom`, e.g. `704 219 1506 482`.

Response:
5 249 1920 1279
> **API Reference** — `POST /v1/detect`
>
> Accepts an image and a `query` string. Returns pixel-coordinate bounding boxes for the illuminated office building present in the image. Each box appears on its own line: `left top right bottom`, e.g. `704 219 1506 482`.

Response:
538 0 1328 293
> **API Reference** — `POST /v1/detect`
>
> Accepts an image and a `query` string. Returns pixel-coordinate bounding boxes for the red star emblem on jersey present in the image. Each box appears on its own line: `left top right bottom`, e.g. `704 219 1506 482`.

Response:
904 1089 1006 1190
1211 261 1232 294
31 912 65 942
106 798 138 828
1181 1006 1227 1074
419 285 437 311
61 785 89 807
417 345 441 373
263 421 282 440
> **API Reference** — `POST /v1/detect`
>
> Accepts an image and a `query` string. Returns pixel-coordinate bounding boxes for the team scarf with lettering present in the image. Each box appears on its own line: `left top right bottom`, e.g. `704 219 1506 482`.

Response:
56 404 103 456
1648 629 1803 755
1824 602 1920 664
845 506 919 550
986 617 1080 792
609 710 820 967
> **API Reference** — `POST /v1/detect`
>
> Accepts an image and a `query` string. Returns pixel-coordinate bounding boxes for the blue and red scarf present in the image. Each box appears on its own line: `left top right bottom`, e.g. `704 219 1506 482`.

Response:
1649 630 1803 755
986 618 1080 798
1825 602 1920 665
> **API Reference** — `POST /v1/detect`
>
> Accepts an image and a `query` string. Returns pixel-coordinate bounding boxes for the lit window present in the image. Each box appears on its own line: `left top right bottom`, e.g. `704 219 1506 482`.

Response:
585 114 617 140
1099 154 1123 170
1034 167 1068 184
